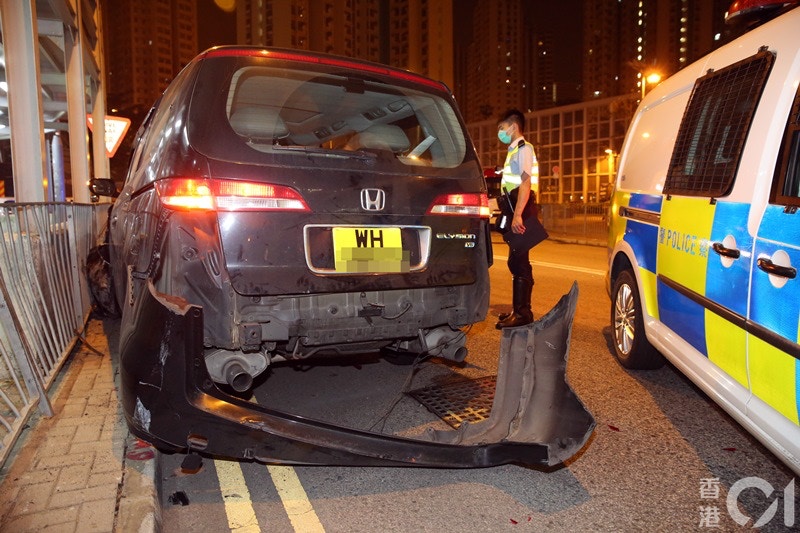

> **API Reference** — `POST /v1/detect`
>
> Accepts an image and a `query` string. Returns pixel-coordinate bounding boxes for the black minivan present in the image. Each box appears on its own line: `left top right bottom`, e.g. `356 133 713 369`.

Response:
92 47 593 467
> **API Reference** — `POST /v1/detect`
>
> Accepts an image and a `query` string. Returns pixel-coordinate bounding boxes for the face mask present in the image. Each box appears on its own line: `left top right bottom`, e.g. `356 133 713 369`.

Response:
498 129 512 144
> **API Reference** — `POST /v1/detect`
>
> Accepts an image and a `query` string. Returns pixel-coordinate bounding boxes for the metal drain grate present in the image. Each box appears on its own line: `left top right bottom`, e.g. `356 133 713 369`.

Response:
407 375 496 428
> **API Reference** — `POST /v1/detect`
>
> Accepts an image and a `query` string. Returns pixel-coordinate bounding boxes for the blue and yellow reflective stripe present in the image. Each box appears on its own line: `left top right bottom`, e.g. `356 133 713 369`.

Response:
615 191 662 318
749 338 799 424
656 196 715 356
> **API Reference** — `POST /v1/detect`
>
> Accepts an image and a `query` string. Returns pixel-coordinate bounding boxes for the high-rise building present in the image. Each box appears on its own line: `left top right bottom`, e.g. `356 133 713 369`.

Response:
387 0 453 88
460 0 529 123
103 0 197 111
235 0 452 87
454 1 582 123
583 0 729 101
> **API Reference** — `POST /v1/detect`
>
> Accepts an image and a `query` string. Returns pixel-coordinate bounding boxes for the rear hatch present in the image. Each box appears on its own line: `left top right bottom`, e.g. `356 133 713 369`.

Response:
183 48 489 296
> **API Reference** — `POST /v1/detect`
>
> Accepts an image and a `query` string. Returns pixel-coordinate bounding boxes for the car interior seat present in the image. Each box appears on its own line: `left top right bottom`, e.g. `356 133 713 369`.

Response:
346 123 410 153
230 106 290 143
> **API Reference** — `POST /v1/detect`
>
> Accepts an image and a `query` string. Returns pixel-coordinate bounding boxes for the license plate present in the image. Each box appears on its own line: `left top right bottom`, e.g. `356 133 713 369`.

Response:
332 227 410 273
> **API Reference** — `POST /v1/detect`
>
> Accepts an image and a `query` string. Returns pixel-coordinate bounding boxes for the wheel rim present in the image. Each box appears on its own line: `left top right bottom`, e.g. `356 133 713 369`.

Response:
613 283 636 356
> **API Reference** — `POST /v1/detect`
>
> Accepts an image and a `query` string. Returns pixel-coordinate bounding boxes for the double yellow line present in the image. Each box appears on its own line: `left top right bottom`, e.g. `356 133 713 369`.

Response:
213 397 324 532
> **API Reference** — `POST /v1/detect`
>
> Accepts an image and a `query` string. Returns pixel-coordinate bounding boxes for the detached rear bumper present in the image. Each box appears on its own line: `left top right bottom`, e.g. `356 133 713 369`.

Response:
119 281 594 468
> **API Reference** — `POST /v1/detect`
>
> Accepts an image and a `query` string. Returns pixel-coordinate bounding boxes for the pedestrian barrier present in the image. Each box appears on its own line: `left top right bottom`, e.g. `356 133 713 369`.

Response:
0 202 109 467
540 203 608 246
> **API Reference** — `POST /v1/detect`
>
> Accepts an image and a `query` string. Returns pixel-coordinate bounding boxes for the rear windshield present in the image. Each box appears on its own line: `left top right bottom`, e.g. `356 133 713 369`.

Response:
188 56 470 170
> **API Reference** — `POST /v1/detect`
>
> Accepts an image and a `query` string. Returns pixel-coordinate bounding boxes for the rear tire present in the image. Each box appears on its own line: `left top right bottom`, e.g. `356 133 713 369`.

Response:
610 269 664 369
87 245 121 318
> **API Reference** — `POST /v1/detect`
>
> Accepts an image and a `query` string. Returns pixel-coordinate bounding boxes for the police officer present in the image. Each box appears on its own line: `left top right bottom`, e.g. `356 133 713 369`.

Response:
495 109 546 329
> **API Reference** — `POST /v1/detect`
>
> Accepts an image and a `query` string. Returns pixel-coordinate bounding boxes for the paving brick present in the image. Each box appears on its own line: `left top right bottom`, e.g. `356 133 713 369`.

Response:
48 423 79 439
3 505 79 532
89 450 124 475
52 415 83 428
0 483 21 510
34 442 71 463
49 484 116 508
15 467 59 486
63 397 88 409
0 318 158 533
83 405 115 420
36 452 93 470
104 408 121 423
102 430 127 453
80 358 102 370
69 439 111 455
54 463 91 492
76 496 117 533
59 405 87 419
87 469 123 488
11 481 54 515
71 423 102 443
77 414 107 427
86 390 113 408
70 376 97 395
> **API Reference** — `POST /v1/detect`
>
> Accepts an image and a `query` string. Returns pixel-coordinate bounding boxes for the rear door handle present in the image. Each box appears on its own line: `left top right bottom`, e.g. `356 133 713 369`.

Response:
712 242 740 259
757 258 797 279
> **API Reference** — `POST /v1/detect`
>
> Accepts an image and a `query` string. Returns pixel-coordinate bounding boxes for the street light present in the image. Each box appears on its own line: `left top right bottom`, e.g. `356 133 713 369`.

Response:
641 72 662 99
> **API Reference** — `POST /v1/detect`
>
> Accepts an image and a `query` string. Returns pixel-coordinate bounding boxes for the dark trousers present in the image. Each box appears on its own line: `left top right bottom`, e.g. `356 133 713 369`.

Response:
507 246 533 281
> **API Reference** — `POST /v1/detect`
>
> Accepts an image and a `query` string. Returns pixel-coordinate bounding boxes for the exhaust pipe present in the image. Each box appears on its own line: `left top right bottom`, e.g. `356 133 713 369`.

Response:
204 349 268 392
223 361 254 392
422 327 468 362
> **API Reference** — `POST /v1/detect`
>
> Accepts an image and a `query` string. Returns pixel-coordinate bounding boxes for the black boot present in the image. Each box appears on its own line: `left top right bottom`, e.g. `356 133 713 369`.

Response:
495 277 533 329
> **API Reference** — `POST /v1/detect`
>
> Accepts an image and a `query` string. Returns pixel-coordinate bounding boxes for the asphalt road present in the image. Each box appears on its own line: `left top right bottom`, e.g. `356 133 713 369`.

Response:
158 236 799 532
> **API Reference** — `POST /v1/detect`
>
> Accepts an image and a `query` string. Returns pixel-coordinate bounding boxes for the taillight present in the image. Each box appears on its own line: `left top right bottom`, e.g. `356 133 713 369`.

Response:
427 193 491 218
155 178 310 212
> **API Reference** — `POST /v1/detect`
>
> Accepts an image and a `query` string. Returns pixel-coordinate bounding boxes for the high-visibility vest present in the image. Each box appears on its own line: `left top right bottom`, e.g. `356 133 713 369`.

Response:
501 139 539 194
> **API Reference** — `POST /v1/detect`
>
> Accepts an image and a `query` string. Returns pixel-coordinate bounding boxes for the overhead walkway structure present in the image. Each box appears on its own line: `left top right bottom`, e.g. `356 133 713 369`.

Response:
0 0 111 467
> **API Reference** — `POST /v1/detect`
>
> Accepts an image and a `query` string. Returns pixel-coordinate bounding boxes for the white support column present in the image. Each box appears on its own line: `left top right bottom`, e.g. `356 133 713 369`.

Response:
91 3 109 181
0 0 47 202
65 7 92 203
91 80 109 180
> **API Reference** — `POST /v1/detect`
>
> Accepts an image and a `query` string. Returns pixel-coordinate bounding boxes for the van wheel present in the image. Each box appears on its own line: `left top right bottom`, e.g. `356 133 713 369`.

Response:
611 269 664 369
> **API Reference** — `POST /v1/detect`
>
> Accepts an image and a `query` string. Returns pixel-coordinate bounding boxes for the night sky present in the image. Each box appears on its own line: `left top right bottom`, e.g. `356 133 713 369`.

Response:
197 0 237 52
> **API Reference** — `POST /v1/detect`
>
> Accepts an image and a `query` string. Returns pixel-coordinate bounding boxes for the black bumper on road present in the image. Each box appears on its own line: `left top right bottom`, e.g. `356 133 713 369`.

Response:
120 281 594 468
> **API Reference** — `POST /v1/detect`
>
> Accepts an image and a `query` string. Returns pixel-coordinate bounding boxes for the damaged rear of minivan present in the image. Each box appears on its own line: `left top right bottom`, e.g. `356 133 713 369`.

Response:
92 47 594 468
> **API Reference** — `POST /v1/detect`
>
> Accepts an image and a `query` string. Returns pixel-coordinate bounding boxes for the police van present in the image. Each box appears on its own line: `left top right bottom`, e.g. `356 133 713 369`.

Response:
607 1 800 475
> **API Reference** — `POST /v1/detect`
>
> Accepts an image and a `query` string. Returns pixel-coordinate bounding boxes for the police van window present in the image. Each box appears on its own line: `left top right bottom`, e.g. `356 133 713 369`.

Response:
771 83 800 207
663 49 775 198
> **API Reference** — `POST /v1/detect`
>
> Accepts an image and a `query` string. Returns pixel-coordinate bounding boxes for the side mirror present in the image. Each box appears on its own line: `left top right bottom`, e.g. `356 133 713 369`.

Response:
89 178 119 198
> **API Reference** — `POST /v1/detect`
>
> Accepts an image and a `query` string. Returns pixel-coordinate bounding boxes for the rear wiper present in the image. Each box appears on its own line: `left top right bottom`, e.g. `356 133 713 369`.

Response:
273 145 377 162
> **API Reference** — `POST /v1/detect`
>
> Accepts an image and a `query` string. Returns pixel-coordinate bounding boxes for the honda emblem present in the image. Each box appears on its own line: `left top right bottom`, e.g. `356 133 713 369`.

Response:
360 188 385 211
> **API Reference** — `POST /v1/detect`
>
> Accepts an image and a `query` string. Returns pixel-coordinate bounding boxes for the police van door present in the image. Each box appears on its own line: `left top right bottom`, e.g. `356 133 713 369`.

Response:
747 84 800 439
657 50 775 410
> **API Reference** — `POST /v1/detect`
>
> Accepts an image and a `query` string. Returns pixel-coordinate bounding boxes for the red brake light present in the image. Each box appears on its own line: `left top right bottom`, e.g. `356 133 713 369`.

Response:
427 193 491 218
155 178 310 212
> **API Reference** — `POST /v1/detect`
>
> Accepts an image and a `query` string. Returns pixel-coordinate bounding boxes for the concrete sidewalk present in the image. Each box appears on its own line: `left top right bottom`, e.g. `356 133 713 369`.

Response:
0 318 159 532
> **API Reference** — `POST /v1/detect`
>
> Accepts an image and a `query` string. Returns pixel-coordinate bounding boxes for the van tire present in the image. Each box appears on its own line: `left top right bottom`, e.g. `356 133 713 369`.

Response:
610 269 664 369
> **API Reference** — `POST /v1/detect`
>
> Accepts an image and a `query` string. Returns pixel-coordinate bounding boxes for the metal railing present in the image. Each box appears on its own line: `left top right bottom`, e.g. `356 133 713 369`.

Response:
0 202 109 467
540 203 609 246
